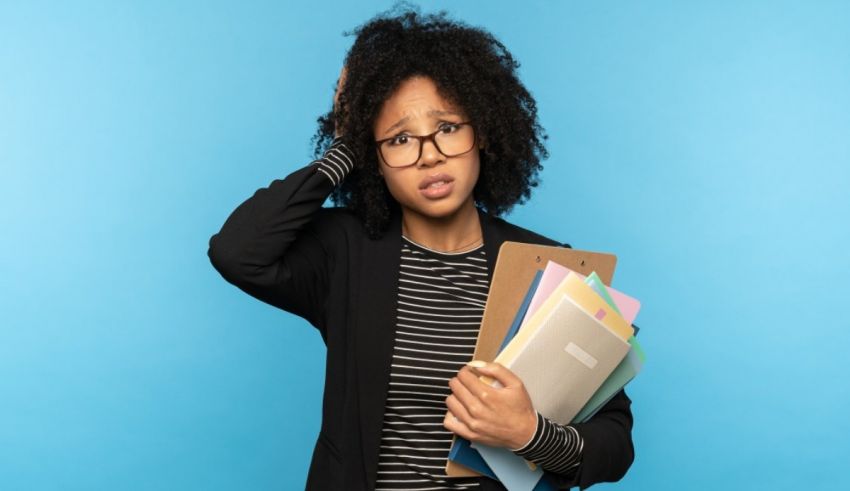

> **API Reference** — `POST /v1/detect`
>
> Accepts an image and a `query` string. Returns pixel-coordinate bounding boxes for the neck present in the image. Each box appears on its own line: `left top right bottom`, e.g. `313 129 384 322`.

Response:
401 198 482 253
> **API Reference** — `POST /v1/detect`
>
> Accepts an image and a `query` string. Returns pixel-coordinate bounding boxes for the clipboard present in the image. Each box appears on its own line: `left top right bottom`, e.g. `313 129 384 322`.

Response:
446 241 617 478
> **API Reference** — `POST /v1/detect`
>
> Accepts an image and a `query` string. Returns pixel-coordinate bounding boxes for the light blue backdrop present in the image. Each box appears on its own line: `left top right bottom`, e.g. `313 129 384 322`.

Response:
2 1 848 490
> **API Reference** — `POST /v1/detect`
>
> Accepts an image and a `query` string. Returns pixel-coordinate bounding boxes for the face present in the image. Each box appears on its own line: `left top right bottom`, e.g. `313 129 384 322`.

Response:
373 76 484 221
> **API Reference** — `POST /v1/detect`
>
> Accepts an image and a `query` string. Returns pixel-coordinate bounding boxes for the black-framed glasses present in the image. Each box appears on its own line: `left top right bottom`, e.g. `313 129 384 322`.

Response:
374 121 477 168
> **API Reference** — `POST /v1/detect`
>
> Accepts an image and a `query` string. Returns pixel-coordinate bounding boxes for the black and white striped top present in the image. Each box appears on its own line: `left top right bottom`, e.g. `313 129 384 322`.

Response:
314 137 585 490
374 237 488 490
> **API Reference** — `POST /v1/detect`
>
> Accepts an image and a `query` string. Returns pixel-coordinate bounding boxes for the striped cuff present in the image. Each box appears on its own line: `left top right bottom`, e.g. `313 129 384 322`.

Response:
314 135 355 186
511 412 584 475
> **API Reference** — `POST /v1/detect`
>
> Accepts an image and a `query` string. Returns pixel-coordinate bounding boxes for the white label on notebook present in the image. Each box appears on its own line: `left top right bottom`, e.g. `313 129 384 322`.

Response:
564 342 597 369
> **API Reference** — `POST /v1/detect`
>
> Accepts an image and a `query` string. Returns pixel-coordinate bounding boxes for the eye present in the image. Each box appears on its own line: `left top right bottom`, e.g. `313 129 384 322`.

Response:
388 134 410 146
440 123 460 134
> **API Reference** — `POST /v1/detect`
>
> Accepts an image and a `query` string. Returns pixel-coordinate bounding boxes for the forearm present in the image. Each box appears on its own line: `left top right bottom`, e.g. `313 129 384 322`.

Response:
206 136 355 325
207 136 353 274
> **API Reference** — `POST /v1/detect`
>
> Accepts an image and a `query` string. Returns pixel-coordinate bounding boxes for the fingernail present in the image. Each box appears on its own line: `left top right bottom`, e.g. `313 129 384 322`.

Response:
467 360 487 368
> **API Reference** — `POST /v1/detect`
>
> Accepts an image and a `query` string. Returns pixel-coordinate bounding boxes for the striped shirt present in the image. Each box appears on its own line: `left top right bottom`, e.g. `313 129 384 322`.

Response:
314 137 585 490
375 237 488 490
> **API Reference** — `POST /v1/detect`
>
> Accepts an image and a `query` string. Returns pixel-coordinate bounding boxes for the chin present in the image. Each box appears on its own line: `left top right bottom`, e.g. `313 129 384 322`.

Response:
409 195 474 220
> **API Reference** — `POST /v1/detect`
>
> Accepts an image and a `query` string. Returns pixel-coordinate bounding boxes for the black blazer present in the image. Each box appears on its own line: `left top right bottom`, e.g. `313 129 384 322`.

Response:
207 160 634 490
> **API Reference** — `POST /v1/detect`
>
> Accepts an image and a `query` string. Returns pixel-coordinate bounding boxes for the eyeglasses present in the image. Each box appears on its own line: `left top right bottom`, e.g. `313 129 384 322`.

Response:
374 121 477 168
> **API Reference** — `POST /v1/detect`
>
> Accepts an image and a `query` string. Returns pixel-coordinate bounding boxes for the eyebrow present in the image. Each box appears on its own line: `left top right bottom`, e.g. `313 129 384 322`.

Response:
382 110 460 136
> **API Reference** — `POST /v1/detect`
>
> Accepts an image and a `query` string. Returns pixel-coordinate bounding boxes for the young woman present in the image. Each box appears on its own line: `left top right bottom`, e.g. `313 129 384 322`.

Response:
208 6 634 491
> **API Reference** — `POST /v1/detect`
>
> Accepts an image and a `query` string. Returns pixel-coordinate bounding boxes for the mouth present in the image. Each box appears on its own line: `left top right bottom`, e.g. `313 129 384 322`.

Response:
418 173 456 200
419 173 455 190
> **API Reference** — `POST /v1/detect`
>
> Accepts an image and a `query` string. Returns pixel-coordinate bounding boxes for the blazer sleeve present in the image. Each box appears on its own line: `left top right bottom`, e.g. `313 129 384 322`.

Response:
206 136 355 336
545 388 635 490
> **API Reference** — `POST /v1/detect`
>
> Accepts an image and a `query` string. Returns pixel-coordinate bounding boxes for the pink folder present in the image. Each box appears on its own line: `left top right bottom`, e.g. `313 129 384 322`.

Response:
522 260 641 326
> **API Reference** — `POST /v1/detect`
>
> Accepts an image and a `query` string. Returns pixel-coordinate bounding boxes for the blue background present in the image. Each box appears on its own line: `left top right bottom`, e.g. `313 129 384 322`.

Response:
2 1 848 489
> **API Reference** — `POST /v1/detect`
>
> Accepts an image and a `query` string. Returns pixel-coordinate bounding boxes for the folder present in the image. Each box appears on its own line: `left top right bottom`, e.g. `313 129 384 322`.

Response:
495 274 633 376
524 262 641 327
449 269 642 487
446 242 617 477
499 270 544 353
470 440 557 491
511 266 645 425
573 271 645 422
574 336 645 423
472 242 617 365
461 292 631 491
494 292 631 424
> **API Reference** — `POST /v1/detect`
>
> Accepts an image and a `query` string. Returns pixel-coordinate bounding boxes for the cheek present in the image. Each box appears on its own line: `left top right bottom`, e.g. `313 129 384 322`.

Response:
381 171 416 203
464 159 481 190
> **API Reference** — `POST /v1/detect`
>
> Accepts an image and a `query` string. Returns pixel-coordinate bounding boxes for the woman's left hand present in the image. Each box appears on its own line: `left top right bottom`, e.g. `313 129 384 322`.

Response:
443 361 538 449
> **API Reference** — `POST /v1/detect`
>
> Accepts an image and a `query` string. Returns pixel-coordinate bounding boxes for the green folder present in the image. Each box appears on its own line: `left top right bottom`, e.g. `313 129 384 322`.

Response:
572 272 646 423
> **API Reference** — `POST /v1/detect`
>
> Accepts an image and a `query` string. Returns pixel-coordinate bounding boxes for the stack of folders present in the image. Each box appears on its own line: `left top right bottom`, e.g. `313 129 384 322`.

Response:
446 258 646 491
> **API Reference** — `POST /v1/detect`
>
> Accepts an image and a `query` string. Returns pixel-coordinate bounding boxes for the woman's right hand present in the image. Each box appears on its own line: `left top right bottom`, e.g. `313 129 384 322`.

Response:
334 65 348 138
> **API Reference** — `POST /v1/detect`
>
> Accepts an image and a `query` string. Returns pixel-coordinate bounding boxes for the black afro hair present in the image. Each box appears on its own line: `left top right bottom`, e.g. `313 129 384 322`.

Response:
311 2 549 238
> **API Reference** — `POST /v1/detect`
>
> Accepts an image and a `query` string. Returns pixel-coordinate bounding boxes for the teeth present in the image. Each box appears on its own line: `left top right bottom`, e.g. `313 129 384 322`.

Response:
428 181 446 188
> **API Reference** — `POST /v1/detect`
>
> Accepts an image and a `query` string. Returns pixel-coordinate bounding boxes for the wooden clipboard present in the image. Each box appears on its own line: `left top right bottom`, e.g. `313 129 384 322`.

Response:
445 241 617 477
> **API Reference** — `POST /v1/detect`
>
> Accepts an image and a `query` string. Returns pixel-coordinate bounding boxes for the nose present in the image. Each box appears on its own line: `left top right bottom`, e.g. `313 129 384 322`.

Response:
416 137 445 168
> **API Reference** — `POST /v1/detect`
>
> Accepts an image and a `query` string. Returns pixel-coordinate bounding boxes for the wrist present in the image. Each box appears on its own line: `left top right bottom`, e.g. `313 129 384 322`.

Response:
510 410 539 451
315 136 355 186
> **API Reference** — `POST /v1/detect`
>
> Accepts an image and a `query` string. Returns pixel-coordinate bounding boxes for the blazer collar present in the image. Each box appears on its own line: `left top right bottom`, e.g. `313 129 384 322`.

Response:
354 206 511 489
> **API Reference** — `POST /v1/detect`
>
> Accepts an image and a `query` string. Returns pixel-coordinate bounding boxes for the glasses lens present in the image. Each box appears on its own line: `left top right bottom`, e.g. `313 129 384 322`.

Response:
435 124 475 156
380 134 420 168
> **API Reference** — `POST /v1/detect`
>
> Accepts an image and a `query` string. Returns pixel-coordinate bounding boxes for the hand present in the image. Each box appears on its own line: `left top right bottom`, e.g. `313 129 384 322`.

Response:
333 65 348 138
443 361 538 450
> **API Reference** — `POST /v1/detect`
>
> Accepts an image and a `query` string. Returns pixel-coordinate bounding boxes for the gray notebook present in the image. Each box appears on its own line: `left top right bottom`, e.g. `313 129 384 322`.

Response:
503 294 631 425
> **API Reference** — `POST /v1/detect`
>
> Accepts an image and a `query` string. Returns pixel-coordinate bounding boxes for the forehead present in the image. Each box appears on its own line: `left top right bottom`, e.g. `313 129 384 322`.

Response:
374 76 465 132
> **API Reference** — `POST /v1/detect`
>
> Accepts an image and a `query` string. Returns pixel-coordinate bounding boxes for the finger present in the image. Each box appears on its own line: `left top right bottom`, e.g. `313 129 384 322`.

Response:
456 367 496 408
469 361 524 389
447 377 485 422
445 393 475 426
443 407 479 441
450 372 490 416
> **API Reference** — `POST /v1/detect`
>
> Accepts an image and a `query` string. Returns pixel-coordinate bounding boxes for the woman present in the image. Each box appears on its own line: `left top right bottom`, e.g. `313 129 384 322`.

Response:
208 6 634 490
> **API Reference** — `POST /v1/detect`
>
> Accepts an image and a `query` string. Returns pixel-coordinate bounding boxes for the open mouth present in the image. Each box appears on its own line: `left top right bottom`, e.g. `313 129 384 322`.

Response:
419 178 455 199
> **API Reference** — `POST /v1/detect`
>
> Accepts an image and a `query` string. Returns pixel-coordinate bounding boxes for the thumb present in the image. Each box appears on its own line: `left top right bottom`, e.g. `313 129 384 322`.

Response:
467 360 523 389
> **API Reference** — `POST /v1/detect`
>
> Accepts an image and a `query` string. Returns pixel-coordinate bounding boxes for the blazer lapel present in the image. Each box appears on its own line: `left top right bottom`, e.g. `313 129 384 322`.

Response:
479 208 504 287
355 210 403 490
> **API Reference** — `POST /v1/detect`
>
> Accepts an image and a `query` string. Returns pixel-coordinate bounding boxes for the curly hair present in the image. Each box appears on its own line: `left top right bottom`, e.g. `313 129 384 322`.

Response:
311 2 549 239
